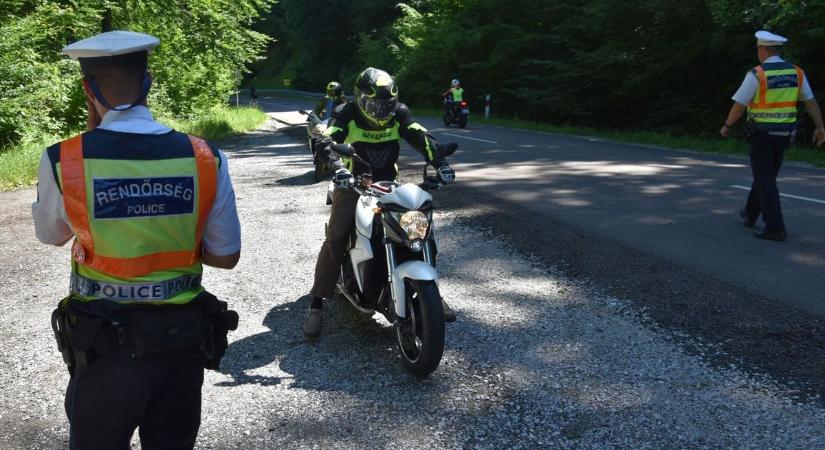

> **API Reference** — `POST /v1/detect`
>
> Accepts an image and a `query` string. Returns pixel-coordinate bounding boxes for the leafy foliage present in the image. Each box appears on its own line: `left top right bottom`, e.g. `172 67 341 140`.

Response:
0 0 272 149
249 0 405 90
255 0 824 137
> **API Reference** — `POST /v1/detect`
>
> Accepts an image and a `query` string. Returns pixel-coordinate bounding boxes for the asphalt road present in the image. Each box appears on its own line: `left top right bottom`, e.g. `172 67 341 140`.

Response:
264 96 825 401
262 97 825 317
4 103 825 448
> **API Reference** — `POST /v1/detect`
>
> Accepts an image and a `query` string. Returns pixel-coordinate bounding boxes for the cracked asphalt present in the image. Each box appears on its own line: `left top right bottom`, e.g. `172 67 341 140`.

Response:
1 114 825 448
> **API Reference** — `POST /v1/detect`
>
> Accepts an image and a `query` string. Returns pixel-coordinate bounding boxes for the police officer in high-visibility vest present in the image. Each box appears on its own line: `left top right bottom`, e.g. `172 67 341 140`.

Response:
32 31 242 449
721 30 825 241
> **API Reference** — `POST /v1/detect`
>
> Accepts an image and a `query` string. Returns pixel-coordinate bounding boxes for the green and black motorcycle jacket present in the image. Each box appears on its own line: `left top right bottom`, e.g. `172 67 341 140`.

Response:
316 101 443 182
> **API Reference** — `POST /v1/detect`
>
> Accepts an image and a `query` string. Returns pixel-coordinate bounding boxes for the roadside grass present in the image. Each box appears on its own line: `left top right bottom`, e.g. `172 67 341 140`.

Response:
411 107 825 168
162 106 267 141
0 135 54 190
0 106 267 191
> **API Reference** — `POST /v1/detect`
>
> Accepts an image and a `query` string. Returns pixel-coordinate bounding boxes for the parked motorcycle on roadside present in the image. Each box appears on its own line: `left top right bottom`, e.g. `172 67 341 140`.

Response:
328 142 457 376
442 94 469 128
299 109 333 182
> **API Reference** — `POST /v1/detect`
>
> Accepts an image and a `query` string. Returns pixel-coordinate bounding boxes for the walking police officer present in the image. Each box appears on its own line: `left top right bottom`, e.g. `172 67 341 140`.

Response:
32 31 241 449
720 30 825 241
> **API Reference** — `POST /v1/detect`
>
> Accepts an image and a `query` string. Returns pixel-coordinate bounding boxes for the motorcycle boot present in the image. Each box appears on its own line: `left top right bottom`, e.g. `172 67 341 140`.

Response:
441 298 457 322
303 306 324 338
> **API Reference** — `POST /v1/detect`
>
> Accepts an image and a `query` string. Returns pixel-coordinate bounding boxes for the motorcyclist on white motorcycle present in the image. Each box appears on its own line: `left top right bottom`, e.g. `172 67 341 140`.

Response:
303 67 457 338
314 81 347 120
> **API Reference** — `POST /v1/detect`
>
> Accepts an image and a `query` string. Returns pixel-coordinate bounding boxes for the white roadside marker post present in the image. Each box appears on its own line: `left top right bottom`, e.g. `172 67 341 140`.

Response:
484 94 491 119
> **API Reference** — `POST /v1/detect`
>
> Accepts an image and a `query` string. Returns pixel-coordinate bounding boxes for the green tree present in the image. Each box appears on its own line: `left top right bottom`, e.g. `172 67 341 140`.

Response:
0 0 272 148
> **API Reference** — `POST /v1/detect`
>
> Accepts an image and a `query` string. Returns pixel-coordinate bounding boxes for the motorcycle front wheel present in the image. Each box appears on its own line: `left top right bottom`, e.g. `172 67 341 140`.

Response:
395 279 445 377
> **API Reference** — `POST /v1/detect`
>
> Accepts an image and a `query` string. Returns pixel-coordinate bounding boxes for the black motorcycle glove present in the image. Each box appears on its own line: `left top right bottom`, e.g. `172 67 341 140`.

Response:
333 168 355 188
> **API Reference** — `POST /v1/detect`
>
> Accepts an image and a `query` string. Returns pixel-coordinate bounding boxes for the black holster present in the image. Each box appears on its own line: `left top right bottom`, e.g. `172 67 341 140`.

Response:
51 306 75 371
198 291 239 371
743 121 760 142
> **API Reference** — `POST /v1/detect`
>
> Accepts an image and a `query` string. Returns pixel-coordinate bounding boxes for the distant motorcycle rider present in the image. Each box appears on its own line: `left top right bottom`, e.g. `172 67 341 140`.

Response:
442 79 464 108
314 81 347 120
303 67 457 338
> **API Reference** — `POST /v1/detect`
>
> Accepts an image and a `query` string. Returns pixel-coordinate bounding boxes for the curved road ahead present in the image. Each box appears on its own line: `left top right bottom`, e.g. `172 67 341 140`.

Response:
262 96 825 317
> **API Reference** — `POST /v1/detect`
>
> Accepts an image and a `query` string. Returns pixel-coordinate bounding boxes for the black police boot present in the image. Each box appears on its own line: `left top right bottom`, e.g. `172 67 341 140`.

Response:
739 208 755 228
753 228 787 241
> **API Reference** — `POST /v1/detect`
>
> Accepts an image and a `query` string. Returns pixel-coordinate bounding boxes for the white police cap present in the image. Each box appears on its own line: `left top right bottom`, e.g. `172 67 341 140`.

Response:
755 30 787 47
61 30 159 60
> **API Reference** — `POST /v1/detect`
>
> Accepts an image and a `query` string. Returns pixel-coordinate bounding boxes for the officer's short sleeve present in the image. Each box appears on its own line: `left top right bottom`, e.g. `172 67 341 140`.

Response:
202 150 241 256
800 73 814 101
731 72 758 105
31 149 73 246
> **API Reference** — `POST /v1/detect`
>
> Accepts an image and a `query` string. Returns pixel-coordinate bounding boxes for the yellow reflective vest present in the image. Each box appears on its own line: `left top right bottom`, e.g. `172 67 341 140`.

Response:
748 62 804 132
51 130 219 304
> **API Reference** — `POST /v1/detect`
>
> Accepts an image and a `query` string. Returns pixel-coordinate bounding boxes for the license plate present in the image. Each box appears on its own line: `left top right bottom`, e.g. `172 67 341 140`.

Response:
461 109 470 114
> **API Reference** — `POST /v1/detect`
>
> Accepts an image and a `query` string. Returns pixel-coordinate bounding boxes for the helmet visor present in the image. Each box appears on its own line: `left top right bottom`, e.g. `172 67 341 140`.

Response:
358 94 397 122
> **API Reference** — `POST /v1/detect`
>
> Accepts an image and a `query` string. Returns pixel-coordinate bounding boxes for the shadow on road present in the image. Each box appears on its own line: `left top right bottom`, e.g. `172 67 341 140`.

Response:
432 180 825 404
218 294 443 395
274 171 318 186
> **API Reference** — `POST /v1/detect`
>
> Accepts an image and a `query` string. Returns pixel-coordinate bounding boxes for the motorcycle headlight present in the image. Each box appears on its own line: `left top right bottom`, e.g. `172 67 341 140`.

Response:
399 210 429 241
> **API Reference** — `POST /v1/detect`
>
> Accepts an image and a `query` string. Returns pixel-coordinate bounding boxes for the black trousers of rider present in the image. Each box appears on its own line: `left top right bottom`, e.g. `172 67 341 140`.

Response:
65 346 204 450
311 188 361 299
742 132 790 233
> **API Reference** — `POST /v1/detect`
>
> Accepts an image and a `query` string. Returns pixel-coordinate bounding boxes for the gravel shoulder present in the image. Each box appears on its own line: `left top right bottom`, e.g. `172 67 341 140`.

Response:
1 117 825 448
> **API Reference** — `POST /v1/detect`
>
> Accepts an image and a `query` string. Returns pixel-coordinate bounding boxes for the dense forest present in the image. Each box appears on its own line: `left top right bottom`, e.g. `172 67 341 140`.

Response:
252 0 825 135
2 0 823 150
0 0 271 149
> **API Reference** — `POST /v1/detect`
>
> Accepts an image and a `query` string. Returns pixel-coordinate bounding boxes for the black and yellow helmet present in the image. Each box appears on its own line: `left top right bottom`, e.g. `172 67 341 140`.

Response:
353 68 398 128
326 81 342 97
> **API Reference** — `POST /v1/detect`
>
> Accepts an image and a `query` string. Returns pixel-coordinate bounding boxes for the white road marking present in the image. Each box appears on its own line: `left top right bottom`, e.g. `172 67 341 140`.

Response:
441 132 498 144
731 185 825 205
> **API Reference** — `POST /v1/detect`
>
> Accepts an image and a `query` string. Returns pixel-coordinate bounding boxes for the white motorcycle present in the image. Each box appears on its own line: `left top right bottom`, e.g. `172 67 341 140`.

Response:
299 109 332 182
329 143 457 376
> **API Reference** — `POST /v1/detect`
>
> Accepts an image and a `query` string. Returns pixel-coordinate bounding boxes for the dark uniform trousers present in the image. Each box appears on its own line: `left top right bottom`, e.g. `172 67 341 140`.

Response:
311 188 361 299
65 346 204 450
744 132 790 232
